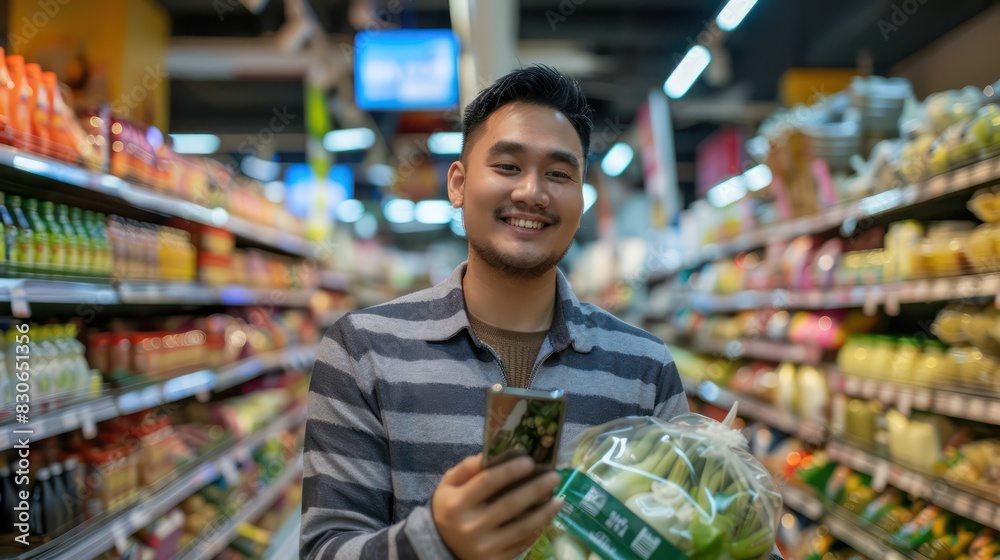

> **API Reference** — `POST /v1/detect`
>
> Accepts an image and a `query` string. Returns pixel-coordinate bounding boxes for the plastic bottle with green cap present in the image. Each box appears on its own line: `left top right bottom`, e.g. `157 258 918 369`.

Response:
8 195 34 275
83 211 110 277
92 212 112 277
24 199 50 278
56 204 80 276
69 207 92 276
0 192 15 276
41 201 66 274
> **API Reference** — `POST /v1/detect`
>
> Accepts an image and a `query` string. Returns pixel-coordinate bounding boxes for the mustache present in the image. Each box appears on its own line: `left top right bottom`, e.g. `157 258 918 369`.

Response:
493 207 561 226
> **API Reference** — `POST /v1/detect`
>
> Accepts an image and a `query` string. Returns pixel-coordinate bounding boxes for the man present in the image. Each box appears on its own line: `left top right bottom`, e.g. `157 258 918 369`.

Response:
301 65 688 560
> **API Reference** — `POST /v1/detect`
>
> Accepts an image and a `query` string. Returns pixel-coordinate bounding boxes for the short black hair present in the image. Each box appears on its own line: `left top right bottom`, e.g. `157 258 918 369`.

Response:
461 65 593 168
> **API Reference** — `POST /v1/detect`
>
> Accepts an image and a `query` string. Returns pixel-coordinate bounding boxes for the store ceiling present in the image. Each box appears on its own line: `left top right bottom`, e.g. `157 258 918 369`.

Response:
157 0 999 203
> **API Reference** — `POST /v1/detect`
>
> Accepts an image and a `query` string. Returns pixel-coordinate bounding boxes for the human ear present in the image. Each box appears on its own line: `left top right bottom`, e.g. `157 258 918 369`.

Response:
447 161 466 208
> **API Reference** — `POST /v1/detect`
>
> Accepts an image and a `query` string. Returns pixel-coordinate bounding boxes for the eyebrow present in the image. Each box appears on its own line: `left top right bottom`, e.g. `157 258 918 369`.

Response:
486 140 581 171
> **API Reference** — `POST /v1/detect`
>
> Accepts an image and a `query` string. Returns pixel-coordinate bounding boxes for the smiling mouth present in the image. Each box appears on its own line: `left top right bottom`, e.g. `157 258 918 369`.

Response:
502 217 549 230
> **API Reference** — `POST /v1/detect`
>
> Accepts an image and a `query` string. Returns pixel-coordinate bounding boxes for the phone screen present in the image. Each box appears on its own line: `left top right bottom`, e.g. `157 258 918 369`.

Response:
483 385 567 470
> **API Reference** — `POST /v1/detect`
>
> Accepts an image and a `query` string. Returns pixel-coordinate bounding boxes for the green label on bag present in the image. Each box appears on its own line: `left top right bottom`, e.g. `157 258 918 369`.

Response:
555 468 685 560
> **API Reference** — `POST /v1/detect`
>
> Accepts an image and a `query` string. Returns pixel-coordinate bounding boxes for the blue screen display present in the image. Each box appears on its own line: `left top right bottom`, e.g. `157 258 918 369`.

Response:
354 29 460 111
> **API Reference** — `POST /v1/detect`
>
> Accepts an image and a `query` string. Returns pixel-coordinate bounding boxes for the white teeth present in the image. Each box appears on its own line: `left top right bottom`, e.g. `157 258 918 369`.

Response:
506 218 544 229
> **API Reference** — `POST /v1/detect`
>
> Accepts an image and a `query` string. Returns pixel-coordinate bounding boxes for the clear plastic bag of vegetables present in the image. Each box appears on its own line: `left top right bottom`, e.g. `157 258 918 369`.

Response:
526 405 782 560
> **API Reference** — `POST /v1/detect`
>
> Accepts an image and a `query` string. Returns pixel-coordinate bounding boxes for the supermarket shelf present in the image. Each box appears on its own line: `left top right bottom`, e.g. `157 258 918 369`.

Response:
0 144 317 258
652 155 1000 277
118 282 317 307
28 404 307 560
778 484 915 560
649 272 1000 316
675 337 824 365
264 506 302 560
181 457 304 560
829 371 1000 425
681 378 827 444
320 270 350 292
0 278 318 316
826 439 1000 531
0 345 316 451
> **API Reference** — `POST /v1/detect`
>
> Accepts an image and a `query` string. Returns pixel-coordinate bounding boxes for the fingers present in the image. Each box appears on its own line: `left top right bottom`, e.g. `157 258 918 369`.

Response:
442 453 485 487
490 498 565 558
483 470 562 528
462 456 536 504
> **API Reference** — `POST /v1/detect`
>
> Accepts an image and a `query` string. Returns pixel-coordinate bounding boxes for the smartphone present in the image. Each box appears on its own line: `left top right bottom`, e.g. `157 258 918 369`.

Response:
483 384 567 471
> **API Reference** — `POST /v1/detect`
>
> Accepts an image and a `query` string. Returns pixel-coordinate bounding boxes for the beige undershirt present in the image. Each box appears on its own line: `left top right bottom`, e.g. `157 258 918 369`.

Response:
467 312 549 388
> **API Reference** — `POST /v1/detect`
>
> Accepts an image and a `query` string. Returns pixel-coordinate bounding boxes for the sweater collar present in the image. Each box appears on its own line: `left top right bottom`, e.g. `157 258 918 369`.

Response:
421 261 593 353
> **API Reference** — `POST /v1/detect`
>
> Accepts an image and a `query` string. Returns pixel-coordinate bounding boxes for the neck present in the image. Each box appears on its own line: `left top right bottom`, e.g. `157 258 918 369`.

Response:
463 252 558 333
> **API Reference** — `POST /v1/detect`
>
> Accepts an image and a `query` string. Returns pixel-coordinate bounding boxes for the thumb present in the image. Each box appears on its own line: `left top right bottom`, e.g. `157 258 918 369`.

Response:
441 453 484 487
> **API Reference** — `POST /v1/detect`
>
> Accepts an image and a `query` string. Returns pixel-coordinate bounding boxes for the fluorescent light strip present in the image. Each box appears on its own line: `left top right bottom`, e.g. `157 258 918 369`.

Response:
707 176 746 208
170 134 221 155
664 46 712 99
716 0 759 31
383 198 415 224
428 132 463 155
744 164 773 191
323 128 377 152
415 200 455 224
601 143 634 177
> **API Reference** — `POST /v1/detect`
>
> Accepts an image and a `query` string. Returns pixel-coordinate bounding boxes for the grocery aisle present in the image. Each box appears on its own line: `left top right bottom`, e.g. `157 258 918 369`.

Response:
0 0 998 559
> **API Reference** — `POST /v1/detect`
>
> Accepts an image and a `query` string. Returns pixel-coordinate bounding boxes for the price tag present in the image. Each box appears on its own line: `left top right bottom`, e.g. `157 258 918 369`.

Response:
862 379 878 399
948 394 966 416
218 455 240 486
863 289 881 316
884 290 900 317
989 401 1000 424
872 460 891 492
81 408 97 440
953 167 972 189
61 413 78 429
112 524 129 555
975 500 997 528
952 495 975 518
878 383 895 404
897 391 914 417
845 376 862 395
10 283 31 318
971 160 993 183
928 176 948 197
968 398 987 422
913 280 930 301
932 279 952 301
130 508 151 529
915 389 933 411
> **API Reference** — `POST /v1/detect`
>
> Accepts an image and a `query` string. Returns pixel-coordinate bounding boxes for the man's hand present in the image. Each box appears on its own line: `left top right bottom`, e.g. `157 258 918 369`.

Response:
432 454 564 560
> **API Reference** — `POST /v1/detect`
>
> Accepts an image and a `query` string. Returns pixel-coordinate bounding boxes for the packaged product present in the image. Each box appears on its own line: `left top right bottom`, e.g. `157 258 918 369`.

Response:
527 407 782 560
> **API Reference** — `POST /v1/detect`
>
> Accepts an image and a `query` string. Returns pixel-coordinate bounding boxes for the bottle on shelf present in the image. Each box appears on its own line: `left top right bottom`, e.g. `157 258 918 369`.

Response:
62 457 82 527
0 456 18 532
69 206 93 276
41 201 66 274
23 199 50 278
25 63 51 145
57 204 81 276
0 48 11 119
0 338 10 410
85 211 112 277
0 192 15 277
48 462 71 535
8 195 34 276
29 466 48 536
5 54 32 142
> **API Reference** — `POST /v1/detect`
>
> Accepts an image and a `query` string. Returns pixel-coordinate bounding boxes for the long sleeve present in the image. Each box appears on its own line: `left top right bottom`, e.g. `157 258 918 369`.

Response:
300 317 454 560
652 348 690 421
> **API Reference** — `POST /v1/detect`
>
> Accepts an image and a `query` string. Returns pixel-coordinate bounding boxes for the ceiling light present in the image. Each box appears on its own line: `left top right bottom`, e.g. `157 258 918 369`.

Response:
601 143 634 177
263 181 286 203
716 0 759 32
583 183 598 213
365 164 395 187
323 128 377 152
428 132 463 154
664 46 712 99
241 155 281 182
170 134 221 154
415 200 455 224
335 199 365 223
353 212 379 239
383 198 415 224
744 164 773 191
707 175 746 208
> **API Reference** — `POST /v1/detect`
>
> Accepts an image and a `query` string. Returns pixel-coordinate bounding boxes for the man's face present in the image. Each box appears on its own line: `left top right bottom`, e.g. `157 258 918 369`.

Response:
449 102 585 279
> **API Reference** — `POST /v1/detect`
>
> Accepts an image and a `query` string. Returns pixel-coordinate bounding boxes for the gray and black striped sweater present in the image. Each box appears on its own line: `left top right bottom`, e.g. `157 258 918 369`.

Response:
302 262 715 559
